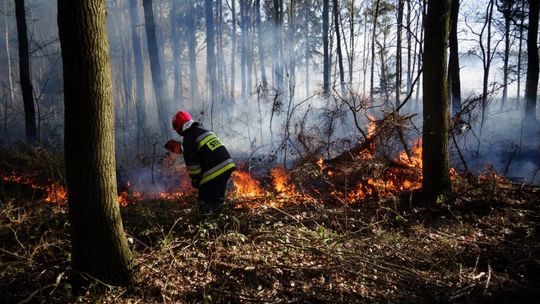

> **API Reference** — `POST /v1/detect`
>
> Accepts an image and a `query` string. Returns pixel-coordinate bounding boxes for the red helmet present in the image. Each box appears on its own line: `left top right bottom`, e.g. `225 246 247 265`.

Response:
172 111 192 133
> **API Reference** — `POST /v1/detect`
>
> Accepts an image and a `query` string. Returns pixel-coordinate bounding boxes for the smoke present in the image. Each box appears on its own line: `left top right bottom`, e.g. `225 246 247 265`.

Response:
0 0 538 185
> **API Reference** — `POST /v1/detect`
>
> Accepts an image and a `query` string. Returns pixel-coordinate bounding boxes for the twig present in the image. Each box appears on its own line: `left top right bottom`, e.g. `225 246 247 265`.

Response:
483 265 492 294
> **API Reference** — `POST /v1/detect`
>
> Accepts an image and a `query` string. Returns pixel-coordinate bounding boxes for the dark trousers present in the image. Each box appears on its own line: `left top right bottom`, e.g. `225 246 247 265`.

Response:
198 170 233 211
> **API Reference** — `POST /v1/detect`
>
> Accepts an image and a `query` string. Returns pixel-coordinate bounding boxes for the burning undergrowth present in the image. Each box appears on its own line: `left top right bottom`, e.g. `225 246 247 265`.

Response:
1 143 540 303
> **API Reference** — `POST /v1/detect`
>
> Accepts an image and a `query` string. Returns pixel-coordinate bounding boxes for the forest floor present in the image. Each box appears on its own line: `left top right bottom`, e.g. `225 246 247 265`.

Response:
1 149 540 303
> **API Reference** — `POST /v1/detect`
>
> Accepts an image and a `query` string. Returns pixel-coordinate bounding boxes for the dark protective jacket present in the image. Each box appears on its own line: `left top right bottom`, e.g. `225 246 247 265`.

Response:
181 122 235 187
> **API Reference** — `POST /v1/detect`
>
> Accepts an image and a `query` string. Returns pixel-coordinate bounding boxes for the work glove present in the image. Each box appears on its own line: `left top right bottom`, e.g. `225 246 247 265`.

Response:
164 140 182 154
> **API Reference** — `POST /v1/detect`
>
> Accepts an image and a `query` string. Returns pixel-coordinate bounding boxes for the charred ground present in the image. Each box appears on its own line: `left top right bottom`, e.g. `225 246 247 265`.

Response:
1 147 539 303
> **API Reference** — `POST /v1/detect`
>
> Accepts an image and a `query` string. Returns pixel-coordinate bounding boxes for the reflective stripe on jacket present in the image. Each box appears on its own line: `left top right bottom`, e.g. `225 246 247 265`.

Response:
181 122 235 186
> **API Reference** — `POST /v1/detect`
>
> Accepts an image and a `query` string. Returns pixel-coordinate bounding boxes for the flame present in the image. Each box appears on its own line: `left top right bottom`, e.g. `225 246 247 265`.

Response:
366 114 377 139
316 157 326 171
271 167 297 195
398 140 423 169
231 170 265 198
2 173 68 205
118 191 129 206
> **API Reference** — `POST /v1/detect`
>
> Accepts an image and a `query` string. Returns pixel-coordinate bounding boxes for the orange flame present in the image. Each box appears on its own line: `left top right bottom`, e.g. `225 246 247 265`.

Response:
270 167 297 195
231 170 265 198
366 114 377 139
2 173 68 205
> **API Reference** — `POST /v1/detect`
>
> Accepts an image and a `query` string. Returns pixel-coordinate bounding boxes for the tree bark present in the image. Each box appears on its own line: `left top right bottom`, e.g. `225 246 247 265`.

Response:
171 0 183 106
240 0 247 98
517 0 525 102
129 0 147 147
370 0 380 98
448 0 461 115
422 0 452 199
205 0 216 125
497 0 512 104
333 0 345 95
15 0 37 143
57 0 134 287
406 0 412 93
3 0 14 135
273 0 284 94
230 0 237 99
323 0 330 96
186 1 200 104
396 0 404 108
143 0 170 137
525 0 539 123
255 0 267 90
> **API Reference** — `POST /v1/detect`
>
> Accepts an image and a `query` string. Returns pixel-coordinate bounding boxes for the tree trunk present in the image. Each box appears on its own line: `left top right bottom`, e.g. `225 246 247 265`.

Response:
498 0 512 104
255 0 267 90
525 0 539 123
517 0 525 103
205 0 216 126
323 0 330 96
129 0 147 147
448 0 461 115
240 0 247 98
171 0 183 107
187 1 200 104
3 0 14 136
333 0 345 95
57 0 134 287
422 0 452 199
143 0 170 137
396 0 403 108
304 3 310 97
273 0 283 94
216 0 228 100
347 1 355 86
481 1 494 106
15 0 37 143
230 0 237 99
370 0 380 98
406 0 412 93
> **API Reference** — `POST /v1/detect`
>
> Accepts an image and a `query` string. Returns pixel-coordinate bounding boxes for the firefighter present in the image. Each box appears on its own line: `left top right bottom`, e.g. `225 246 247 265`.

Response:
165 111 235 213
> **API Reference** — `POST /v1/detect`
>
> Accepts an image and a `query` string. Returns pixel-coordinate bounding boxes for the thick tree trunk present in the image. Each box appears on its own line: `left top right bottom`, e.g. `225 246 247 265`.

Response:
57 0 134 287
15 0 37 143
525 0 539 123
323 0 330 96
143 0 170 137
422 0 452 199
448 0 461 115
